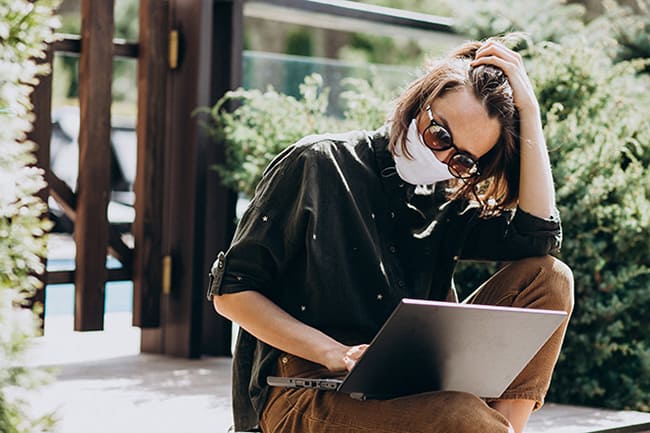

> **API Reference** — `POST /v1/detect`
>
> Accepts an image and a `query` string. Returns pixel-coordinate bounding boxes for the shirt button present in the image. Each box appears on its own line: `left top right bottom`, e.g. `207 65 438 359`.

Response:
300 305 306 312
281 356 289 364
376 294 383 300
453 255 459 261
371 213 375 219
235 275 242 281
390 211 396 219
389 245 397 254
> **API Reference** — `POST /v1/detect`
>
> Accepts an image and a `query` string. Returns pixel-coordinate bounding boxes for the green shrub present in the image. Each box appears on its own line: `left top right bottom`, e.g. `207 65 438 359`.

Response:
530 40 650 411
451 0 586 44
602 0 650 67
0 0 60 431
450 0 650 411
200 73 390 198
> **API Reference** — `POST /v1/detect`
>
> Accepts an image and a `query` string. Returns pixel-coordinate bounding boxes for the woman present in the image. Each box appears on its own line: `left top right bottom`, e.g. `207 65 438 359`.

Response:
208 38 574 433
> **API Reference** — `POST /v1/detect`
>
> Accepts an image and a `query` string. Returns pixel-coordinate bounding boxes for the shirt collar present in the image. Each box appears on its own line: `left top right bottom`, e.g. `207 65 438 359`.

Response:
370 124 415 202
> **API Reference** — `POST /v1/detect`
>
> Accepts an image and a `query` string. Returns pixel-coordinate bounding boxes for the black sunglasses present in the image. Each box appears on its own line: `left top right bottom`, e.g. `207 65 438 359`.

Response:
421 105 480 179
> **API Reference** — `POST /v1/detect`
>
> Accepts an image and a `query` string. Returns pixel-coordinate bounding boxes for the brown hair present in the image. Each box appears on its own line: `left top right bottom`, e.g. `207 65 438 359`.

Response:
389 38 520 210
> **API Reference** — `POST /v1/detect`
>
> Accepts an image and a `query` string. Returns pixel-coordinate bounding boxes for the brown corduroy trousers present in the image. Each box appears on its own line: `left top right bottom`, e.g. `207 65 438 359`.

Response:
260 255 574 433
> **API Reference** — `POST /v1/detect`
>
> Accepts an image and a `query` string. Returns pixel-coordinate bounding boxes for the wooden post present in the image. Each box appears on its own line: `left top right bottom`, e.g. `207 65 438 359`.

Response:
133 0 169 329
200 0 242 356
138 0 239 357
28 46 54 333
75 0 114 331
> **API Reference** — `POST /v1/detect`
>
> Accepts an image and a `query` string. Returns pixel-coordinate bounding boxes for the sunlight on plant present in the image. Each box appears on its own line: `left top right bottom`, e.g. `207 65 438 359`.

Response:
0 0 61 431
200 73 394 198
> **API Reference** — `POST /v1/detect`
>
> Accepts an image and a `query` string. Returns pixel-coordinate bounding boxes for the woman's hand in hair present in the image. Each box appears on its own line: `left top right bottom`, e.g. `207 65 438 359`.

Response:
470 40 539 116
471 40 556 219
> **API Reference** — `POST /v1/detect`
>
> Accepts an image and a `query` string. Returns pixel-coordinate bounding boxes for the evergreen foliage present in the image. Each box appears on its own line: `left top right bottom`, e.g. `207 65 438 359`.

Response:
0 0 60 431
452 0 650 411
530 40 650 411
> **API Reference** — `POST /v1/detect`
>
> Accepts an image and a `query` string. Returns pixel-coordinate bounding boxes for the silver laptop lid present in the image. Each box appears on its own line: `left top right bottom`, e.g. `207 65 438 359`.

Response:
338 299 567 399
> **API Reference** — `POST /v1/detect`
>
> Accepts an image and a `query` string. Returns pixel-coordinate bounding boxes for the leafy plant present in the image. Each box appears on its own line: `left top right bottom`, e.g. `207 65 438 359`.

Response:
200 73 390 198
602 0 650 69
451 0 586 44
0 0 60 431
450 0 650 411
530 39 650 411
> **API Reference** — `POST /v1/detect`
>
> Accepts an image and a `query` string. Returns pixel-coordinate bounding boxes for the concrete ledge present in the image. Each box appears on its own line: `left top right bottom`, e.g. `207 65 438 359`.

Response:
528 403 650 433
23 322 650 433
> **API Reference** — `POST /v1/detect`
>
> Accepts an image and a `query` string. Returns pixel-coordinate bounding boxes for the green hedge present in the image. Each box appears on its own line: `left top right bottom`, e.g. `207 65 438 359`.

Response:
452 0 650 411
0 1 60 432
530 41 650 413
205 1 650 411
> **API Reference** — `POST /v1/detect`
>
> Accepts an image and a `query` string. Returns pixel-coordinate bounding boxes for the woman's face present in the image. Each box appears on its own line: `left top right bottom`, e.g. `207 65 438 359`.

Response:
416 85 502 166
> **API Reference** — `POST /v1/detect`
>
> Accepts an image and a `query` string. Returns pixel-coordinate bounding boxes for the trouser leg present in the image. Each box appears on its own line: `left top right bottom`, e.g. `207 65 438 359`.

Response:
463 255 574 408
261 354 513 433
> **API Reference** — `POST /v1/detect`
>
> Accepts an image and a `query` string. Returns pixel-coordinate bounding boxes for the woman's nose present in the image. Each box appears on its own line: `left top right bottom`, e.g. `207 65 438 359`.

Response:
433 148 453 164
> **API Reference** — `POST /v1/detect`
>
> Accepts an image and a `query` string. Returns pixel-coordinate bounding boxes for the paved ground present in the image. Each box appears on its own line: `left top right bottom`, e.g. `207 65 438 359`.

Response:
24 314 233 433
20 314 650 433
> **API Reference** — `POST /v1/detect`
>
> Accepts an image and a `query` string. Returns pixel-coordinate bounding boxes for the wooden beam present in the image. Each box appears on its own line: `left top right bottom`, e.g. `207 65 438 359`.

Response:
75 0 114 331
47 268 132 285
53 34 138 58
244 0 461 43
199 0 242 356
133 0 169 329
152 0 203 358
27 45 54 332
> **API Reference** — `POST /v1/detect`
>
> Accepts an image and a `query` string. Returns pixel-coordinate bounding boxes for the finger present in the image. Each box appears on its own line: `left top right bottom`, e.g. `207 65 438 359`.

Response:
475 44 522 66
470 55 519 75
343 355 357 371
345 344 368 360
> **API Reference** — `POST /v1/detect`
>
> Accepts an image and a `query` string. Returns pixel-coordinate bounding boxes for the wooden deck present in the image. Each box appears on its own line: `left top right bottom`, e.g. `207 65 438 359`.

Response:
22 315 650 433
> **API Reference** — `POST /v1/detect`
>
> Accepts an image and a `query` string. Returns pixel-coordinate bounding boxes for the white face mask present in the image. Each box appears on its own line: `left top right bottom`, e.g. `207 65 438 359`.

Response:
394 119 455 186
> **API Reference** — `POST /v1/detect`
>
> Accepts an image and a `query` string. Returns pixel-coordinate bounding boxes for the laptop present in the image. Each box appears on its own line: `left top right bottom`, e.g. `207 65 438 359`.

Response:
267 298 567 400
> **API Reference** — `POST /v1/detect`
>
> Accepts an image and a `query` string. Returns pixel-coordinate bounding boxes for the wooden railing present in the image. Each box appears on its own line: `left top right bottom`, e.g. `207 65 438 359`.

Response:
29 0 457 356
29 0 165 331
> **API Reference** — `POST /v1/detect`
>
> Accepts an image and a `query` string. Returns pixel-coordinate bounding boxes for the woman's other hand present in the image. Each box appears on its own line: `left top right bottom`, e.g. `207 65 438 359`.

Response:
471 40 540 116
343 344 369 371
324 344 369 372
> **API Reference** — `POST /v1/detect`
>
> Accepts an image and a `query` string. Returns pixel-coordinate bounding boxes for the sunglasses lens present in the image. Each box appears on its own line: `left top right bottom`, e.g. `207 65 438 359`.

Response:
449 154 479 179
423 124 453 150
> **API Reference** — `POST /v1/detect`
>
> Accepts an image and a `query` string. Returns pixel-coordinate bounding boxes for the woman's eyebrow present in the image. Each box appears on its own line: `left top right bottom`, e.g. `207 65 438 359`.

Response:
433 111 479 160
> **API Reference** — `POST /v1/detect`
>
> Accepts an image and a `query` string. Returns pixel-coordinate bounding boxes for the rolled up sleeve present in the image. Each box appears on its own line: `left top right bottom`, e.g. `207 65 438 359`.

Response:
459 206 562 261
206 143 316 300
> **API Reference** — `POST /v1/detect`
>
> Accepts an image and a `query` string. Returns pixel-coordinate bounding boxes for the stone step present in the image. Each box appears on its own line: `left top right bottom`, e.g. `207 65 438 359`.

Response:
527 403 650 433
